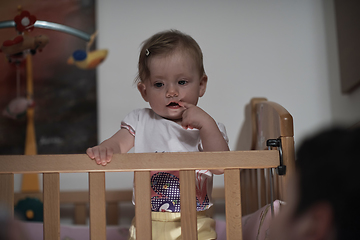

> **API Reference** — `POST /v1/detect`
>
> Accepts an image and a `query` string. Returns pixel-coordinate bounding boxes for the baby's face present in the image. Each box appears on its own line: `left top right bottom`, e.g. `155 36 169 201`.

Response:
138 50 206 122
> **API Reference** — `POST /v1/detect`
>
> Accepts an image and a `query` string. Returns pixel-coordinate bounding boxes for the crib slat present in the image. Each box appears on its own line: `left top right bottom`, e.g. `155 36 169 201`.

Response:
89 172 106 240
225 169 242 240
0 174 14 218
74 203 87 225
259 169 267 207
107 202 119 225
135 171 152 240
280 136 295 201
180 170 197 240
249 169 258 212
43 173 60 240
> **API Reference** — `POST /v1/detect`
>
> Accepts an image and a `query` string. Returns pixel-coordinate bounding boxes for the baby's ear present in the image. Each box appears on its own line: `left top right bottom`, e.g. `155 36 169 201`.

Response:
199 74 208 97
137 82 149 102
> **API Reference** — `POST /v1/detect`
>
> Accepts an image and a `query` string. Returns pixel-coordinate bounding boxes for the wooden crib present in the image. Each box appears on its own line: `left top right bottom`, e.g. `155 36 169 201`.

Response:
0 98 295 240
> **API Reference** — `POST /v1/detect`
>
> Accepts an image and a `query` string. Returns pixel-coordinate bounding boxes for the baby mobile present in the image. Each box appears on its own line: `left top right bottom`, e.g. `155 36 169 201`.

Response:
0 8 108 121
0 7 108 216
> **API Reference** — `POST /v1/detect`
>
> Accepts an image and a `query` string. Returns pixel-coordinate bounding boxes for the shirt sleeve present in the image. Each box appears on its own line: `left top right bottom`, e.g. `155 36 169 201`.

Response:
120 109 142 137
217 122 229 145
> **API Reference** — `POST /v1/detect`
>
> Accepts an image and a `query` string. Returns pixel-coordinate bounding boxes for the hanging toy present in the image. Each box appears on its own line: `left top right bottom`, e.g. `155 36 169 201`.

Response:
0 34 49 63
0 10 49 63
14 10 37 33
67 49 108 69
2 63 34 120
67 31 108 70
3 97 34 120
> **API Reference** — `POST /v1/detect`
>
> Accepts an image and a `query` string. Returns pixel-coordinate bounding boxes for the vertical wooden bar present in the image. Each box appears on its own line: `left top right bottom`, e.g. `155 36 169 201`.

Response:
242 169 251 215
107 202 119 225
0 174 14 218
265 168 271 204
89 172 106 240
259 169 267 207
225 169 242 240
273 169 280 200
280 136 295 201
249 169 257 212
180 170 197 240
240 170 247 215
43 173 60 240
134 171 152 240
74 203 87 225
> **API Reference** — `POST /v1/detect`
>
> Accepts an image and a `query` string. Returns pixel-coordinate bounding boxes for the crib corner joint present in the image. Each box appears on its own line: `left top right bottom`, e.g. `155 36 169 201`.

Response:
266 138 286 175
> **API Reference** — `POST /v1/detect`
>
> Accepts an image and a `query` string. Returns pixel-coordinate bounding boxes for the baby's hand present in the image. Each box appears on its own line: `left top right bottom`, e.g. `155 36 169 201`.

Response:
86 146 113 166
179 102 214 130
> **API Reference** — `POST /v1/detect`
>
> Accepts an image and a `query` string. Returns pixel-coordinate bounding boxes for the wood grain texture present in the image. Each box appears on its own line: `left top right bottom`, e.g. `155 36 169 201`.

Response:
225 169 242 240
74 203 87 225
251 98 267 150
0 151 279 174
180 170 197 240
0 174 14 218
43 173 60 240
89 172 106 240
134 171 152 240
255 101 293 150
279 136 295 201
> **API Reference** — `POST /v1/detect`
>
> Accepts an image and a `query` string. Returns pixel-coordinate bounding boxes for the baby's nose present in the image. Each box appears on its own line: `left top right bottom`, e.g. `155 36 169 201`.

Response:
166 86 179 97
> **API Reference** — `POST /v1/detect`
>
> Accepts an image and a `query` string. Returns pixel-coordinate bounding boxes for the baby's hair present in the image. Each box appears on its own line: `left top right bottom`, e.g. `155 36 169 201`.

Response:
135 29 205 83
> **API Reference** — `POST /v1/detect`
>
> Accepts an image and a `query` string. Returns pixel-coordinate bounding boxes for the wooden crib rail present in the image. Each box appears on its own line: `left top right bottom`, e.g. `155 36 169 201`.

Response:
0 151 278 173
0 150 280 240
240 98 295 215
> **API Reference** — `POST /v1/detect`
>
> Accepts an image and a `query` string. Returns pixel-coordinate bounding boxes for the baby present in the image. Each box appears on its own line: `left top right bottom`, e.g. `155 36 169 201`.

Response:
87 29 229 240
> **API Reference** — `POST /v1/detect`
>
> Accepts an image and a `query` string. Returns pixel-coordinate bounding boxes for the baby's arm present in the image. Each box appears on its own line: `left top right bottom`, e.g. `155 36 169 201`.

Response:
180 102 229 174
86 128 134 166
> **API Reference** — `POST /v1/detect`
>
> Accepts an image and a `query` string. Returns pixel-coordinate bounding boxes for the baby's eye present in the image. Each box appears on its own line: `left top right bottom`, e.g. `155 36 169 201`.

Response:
178 80 187 85
154 82 164 88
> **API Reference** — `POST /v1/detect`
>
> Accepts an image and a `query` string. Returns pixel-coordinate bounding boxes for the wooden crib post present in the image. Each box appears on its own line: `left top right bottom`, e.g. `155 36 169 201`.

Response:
180 170 197 240
43 173 60 240
279 136 295 201
0 173 14 218
89 172 106 240
134 171 152 240
224 169 243 240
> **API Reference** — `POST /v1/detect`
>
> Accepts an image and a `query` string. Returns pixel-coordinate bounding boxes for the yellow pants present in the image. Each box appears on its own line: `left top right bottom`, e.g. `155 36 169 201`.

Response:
128 210 217 240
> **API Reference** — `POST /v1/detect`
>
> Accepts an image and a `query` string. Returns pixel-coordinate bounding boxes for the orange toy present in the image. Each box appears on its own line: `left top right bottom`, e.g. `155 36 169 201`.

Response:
1 34 49 56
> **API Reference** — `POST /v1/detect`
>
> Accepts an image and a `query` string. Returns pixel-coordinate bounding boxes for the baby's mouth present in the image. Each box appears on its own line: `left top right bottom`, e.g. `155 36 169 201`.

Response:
167 102 180 108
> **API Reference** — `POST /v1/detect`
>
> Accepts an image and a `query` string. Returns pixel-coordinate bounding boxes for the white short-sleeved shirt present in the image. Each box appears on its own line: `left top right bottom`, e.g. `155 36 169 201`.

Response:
121 108 229 212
